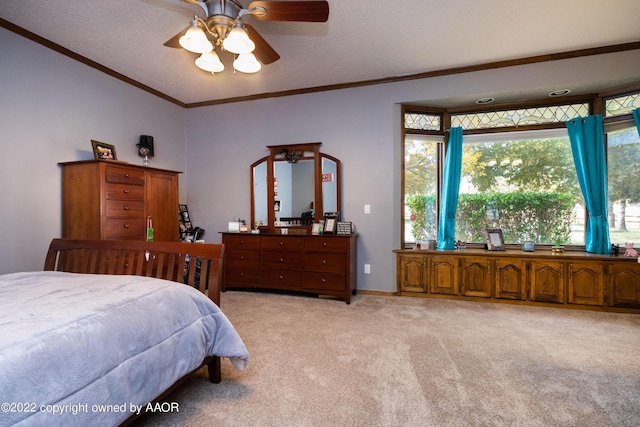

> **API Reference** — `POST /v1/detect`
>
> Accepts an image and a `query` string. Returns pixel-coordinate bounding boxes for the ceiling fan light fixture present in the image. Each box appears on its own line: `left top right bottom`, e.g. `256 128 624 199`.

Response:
195 50 225 73
179 18 213 54
222 25 255 54
233 53 262 73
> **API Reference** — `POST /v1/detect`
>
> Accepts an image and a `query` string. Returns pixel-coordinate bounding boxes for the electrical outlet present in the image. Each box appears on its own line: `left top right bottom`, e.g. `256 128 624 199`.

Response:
364 204 371 214
364 264 371 274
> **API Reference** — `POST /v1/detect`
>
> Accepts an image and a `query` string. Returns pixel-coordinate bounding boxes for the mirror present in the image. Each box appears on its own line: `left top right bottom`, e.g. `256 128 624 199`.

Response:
251 143 341 230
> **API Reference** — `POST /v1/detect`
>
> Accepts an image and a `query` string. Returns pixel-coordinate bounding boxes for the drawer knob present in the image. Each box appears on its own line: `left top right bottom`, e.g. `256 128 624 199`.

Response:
240 255 245 260
279 258 284 263
240 272 244 277
123 189 129 194
322 260 327 265
279 275 283 279
323 242 327 247
125 173 130 178
123 206 130 211
123 224 130 228
240 240 245 244
279 241 284 246
321 278 326 283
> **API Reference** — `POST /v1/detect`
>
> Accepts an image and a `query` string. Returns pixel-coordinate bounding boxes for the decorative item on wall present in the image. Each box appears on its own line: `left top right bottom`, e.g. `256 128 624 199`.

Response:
164 0 329 75
137 135 155 166
91 140 117 161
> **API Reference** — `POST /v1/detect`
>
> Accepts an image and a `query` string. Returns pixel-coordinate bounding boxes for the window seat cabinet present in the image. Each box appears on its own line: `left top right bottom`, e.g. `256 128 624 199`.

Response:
394 249 640 313
222 233 357 304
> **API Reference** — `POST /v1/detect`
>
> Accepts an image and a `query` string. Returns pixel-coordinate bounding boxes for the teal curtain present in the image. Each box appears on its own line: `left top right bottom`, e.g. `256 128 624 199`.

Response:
437 127 463 250
633 108 640 136
566 115 611 254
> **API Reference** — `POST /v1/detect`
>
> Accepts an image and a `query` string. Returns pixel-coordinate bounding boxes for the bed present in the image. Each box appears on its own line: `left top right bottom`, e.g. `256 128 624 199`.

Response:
0 238 249 427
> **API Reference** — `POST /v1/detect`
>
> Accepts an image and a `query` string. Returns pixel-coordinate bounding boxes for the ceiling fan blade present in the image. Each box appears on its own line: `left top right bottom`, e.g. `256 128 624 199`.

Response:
245 24 280 64
248 1 329 22
163 26 189 48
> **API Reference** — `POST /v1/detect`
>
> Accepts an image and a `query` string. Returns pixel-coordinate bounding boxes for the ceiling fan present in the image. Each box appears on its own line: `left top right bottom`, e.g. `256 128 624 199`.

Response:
165 0 329 74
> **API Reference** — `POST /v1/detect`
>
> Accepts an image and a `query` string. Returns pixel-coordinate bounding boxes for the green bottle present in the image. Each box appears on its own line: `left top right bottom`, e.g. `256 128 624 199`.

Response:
147 216 154 242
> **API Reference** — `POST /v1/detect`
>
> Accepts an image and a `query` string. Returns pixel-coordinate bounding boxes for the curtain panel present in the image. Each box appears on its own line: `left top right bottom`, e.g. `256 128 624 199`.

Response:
565 115 611 254
437 127 463 250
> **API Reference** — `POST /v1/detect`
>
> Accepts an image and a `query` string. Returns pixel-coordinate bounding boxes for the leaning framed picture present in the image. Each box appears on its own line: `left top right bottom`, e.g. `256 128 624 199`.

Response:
91 140 117 161
323 212 340 234
484 228 506 251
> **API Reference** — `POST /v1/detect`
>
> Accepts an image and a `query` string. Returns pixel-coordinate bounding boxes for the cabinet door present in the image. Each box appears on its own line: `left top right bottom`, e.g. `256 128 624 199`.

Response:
459 257 491 297
530 260 564 303
568 262 604 306
397 255 427 293
609 263 640 308
495 259 527 300
430 256 458 295
146 171 179 241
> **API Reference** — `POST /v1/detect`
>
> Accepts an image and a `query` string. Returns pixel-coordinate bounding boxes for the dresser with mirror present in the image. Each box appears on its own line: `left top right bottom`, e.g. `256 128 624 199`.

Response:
221 143 357 303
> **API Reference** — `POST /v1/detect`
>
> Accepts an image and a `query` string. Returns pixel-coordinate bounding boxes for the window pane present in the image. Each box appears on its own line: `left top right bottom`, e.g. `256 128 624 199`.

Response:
456 133 584 245
607 126 640 248
404 135 440 244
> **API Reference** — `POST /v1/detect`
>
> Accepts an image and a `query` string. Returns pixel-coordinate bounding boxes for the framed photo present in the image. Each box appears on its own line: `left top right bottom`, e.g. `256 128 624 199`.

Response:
91 140 117 161
323 212 340 234
484 228 506 251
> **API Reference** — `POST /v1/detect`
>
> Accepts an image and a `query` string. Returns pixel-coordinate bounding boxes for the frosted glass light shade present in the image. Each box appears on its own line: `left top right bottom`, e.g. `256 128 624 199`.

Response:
195 50 224 73
179 22 213 54
233 53 261 73
222 26 255 54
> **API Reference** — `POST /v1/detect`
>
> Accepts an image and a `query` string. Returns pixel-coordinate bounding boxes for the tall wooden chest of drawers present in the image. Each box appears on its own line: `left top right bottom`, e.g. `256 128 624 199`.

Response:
221 233 357 304
59 160 180 241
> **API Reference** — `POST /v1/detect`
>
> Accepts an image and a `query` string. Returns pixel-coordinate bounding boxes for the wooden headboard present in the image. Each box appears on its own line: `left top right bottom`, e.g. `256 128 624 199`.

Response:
44 238 225 306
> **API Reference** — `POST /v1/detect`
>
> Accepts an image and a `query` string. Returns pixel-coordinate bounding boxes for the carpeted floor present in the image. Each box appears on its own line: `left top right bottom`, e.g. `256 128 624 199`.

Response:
133 291 640 426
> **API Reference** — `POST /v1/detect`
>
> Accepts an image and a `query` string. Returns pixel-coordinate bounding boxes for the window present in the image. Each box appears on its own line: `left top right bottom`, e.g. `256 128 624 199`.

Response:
404 134 442 244
457 130 584 246
607 124 640 247
402 89 640 249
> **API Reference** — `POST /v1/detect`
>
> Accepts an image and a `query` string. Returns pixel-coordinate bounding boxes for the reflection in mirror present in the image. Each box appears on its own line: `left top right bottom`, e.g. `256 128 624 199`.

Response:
274 160 314 218
322 156 338 213
253 160 268 227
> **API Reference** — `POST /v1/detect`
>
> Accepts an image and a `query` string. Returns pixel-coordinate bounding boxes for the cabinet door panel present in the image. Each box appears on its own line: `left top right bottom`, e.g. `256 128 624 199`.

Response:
568 262 604 306
495 259 527 300
530 260 564 303
397 255 427 293
609 264 640 308
460 257 491 297
430 256 457 295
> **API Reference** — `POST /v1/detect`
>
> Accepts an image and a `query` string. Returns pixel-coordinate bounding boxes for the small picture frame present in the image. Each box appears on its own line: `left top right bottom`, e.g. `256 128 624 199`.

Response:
91 140 117 161
336 222 353 235
323 212 340 234
484 228 506 251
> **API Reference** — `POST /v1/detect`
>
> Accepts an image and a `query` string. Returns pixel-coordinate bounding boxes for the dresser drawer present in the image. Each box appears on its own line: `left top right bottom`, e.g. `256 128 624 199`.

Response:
262 236 302 252
225 267 261 284
262 268 302 289
106 165 145 185
106 218 145 238
304 253 346 273
226 250 261 268
262 251 302 269
223 234 261 251
106 199 144 218
106 183 145 200
304 237 347 252
303 271 345 291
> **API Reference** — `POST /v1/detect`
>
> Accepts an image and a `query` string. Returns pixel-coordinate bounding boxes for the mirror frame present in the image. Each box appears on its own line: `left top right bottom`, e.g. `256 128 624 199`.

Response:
250 142 341 231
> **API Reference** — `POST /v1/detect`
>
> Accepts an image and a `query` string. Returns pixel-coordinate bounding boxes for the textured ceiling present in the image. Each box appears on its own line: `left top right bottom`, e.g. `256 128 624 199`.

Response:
1 0 640 105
